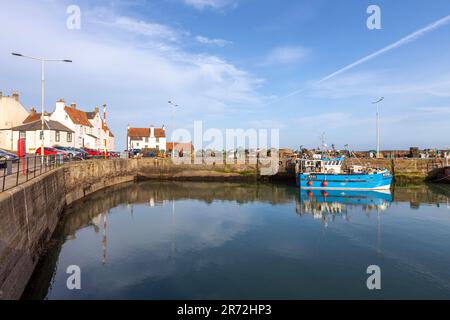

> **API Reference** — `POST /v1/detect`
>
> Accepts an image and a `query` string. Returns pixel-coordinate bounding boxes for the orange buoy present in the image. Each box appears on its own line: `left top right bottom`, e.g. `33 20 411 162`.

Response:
307 180 313 186
322 191 328 197
322 181 328 187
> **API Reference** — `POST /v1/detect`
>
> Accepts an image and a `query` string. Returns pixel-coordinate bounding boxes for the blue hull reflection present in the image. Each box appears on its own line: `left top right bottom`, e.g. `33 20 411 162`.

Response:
296 189 393 223
299 189 393 206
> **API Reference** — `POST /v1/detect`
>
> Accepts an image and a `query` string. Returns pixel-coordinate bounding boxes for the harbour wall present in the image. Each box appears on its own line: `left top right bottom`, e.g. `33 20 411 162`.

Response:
349 158 446 184
0 159 259 299
0 157 445 299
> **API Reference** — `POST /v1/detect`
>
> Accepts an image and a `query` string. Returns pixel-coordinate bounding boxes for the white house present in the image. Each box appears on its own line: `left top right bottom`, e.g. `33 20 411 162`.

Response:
0 91 29 150
10 119 74 153
49 100 115 150
1 97 115 153
127 125 166 150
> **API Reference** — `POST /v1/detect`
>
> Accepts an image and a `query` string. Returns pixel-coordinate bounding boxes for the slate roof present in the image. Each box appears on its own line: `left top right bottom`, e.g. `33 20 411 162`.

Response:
12 120 74 132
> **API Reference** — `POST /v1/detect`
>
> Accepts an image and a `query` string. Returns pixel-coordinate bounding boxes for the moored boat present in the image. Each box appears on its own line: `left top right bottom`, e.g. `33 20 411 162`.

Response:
296 156 393 190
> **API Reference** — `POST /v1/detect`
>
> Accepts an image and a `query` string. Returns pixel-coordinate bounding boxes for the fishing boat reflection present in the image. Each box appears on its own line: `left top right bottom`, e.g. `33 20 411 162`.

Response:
296 189 393 226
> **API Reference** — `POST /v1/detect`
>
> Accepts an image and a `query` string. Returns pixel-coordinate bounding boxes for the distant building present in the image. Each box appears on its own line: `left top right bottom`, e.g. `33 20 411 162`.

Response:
166 141 193 156
127 125 166 150
0 91 29 150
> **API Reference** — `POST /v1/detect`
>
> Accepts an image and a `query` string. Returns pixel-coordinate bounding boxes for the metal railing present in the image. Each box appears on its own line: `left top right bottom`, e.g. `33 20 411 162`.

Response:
0 155 82 192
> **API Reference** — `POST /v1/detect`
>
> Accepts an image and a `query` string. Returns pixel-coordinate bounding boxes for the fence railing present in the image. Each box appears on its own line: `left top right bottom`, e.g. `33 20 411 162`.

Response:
1 155 87 192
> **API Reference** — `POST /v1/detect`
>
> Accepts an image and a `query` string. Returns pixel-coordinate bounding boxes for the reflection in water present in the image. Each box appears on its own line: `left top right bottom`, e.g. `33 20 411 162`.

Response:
22 181 450 300
296 190 392 227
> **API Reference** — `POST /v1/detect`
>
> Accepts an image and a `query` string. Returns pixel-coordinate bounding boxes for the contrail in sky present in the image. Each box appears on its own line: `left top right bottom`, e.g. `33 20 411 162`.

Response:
267 14 450 104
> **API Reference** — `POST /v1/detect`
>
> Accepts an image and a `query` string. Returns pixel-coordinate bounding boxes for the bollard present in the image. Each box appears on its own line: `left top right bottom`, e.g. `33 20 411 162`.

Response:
6 159 13 175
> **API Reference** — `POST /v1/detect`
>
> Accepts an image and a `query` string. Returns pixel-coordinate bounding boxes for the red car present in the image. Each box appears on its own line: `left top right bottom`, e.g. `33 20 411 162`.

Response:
83 148 104 157
35 147 62 156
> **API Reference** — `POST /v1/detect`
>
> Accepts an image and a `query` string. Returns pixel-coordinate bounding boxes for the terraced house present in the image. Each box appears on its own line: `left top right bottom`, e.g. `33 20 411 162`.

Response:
49 99 115 151
0 97 115 153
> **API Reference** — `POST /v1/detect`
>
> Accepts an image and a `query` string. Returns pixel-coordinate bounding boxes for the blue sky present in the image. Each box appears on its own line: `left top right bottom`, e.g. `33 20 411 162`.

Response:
1 0 450 150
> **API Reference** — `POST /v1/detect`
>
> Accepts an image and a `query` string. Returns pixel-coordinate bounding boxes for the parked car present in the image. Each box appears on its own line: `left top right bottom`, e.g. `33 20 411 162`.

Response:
83 148 103 157
69 147 89 159
129 149 141 157
53 146 83 159
0 149 19 168
53 146 75 158
35 147 62 156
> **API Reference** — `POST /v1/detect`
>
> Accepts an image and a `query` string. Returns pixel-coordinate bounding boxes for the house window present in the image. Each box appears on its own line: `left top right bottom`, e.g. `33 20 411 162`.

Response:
55 131 60 142
145 137 149 143
67 133 72 142
19 131 26 139
39 131 44 140
156 138 159 143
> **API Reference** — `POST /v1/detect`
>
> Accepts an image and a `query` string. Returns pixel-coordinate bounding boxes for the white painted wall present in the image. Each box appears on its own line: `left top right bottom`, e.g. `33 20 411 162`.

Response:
0 94 29 150
128 136 166 150
8 129 74 153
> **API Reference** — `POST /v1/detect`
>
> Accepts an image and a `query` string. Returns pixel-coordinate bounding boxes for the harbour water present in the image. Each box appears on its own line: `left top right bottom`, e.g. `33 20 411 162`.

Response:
23 181 450 299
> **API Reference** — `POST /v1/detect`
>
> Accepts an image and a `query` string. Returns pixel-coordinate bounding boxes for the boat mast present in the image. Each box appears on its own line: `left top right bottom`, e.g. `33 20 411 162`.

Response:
372 97 384 158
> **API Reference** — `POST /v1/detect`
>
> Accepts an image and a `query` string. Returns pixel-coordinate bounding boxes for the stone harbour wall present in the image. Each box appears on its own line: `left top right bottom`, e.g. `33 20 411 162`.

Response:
0 158 260 299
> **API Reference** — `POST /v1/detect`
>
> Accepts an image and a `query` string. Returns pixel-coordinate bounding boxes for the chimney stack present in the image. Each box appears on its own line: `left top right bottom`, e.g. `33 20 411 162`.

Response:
12 91 19 101
0 91 3 99
30 107 36 115
95 106 99 114
70 102 77 109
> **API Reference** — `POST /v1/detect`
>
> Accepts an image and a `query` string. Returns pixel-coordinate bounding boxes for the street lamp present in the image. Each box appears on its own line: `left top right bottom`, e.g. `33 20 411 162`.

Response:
12 52 72 164
372 97 384 159
167 100 179 159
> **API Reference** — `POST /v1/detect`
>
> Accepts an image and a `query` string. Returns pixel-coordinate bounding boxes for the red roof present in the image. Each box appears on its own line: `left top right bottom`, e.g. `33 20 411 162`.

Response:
23 112 52 124
64 106 93 127
154 128 166 138
128 128 150 139
127 127 165 139
23 113 41 124
103 123 114 137
166 142 193 152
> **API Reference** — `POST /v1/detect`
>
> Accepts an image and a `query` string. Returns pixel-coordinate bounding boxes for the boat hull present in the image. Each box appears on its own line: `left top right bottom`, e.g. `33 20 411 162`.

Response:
298 171 393 190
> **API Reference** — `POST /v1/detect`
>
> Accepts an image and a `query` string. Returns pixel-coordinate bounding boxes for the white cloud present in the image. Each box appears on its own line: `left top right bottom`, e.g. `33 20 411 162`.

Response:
0 1 263 150
262 46 307 66
246 119 286 129
195 36 232 47
111 17 179 42
184 0 237 10
318 14 450 83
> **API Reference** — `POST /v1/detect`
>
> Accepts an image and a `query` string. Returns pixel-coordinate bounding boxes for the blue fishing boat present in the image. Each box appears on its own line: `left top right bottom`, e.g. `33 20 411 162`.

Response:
296 156 393 190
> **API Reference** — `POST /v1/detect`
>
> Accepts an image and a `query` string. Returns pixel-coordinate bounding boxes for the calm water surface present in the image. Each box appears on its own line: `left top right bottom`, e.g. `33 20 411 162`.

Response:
23 181 450 299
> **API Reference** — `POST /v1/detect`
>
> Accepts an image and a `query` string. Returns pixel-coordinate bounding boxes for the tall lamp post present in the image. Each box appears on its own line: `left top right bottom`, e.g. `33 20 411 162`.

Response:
167 100 179 159
12 53 72 164
372 97 384 159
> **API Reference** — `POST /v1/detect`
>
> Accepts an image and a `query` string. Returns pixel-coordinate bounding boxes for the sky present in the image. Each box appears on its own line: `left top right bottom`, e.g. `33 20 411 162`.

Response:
1 0 450 151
